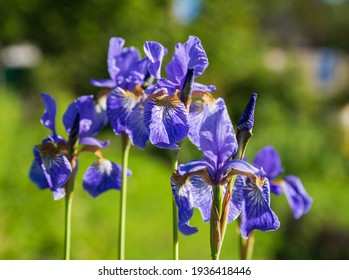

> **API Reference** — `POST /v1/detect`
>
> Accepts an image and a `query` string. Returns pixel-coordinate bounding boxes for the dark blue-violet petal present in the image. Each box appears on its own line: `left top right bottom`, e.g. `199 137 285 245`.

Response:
34 144 71 200
199 98 237 171
228 175 244 222
40 93 57 135
90 78 116 88
144 91 189 150
270 182 283 196
115 46 141 80
177 159 212 176
83 159 127 197
240 179 280 239
80 137 110 148
188 100 205 148
63 95 97 137
144 41 167 79
29 159 49 190
237 93 257 131
107 37 125 80
188 175 212 223
282 175 313 219
171 174 198 235
125 103 149 149
106 87 139 135
166 36 209 85
253 146 284 180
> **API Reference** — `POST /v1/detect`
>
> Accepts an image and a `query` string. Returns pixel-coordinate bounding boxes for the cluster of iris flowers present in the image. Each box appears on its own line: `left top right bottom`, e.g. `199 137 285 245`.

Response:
29 35 312 260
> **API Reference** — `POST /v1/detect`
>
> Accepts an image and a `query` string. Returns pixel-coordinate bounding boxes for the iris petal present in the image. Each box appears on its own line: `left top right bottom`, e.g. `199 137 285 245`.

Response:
177 159 212 176
188 100 205 148
83 159 128 198
29 159 49 190
237 93 257 132
106 87 139 135
144 41 167 79
144 91 188 149
228 175 244 222
199 98 237 171
107 37 125 80
33 144 71 200
282 176 312 219
125 103 149 149
171 173 198 235
40 93 57 135
240 179 280 239
253 146 284 180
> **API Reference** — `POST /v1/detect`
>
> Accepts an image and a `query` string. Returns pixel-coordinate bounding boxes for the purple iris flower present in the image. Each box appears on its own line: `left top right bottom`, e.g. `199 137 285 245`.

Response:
94 37 167 149
170 98 279 236
29 93 126 199
144 35 216 150
252 146 313 219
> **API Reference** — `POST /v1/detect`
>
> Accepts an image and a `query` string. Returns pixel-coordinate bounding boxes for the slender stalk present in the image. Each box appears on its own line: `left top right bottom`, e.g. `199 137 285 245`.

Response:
118 135 131 260
240 231 254 260
171 150 180 260
210 185 223 260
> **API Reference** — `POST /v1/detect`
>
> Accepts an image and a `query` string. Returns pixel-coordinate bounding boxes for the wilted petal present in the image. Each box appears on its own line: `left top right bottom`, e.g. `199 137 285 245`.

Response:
144 91 188 149
107 87 140 135
29 159 49 190
199 98 237 171
83 159 128 197
171 173 198 235
240 179 280 239
188 175 212 223
253 146 284 180
40 93 57 135
282 176 312 219
228 175 244 222
34 144 71 200
144 41 167 79
125 103 149 149
237 93 257 131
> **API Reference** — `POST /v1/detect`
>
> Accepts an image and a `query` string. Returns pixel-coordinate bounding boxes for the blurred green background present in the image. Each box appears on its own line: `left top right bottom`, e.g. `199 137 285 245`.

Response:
1 0 349 260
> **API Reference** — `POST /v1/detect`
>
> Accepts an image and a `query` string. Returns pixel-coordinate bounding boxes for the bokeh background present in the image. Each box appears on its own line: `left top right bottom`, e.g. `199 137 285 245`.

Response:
1 0 349 260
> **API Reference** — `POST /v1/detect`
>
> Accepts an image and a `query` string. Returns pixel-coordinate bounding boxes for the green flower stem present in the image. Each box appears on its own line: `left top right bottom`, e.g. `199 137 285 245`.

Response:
63 159 77 260
171 149 180 260
118 134 131 260
210 185 223 260
240 231 255 260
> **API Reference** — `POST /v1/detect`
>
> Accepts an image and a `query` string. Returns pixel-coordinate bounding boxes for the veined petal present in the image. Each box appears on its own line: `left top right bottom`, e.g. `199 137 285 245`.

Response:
29 159 49 190
171 173 198 235
240 179 280 239
125 103 149 149
40 93 57 135
34 143 71 200
177 159 213 176
199 98 237 172
221 159 262 186
237 93 257 132
144 91 188 149
114 46 141 81
188 175 212 223
188 100 205 148
282 176 313 219
80 137 110 148
107 37 125 79
106 87 140 135
253 146 284 180
83 159 128 197
144 41 167 79
228 175 244 222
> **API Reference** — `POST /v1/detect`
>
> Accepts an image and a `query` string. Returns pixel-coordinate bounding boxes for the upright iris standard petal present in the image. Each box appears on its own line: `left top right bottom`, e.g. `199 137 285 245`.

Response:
282 176 313 219
240 179 280 239
237 93 257 131
199 98 237 173
40 93 57 135
144 91 189 149
144 41 167 79
34 143 72 200
83 159 127 197
171 173 198 235
107 88 140 135
107 37 125 81
253 146 284 180
125 103 149 149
